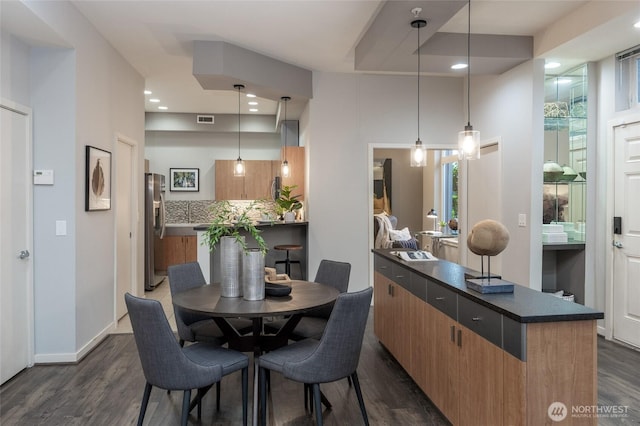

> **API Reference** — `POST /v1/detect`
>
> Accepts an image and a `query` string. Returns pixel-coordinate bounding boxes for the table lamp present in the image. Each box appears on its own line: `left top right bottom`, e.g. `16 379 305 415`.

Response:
426 209 438 232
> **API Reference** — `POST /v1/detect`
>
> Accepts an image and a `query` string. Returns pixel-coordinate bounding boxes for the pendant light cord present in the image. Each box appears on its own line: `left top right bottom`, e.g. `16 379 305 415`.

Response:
466 0 471 127
237 85 241 157
417 22 421 141
411 13 426 142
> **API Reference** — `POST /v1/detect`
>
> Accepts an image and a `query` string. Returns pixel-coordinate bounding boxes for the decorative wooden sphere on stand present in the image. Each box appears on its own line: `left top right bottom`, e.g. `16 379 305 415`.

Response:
466 219 510 281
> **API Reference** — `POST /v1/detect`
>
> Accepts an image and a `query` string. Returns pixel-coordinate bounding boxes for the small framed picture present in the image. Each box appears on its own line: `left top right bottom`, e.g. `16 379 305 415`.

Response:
170 168 199 192
85 146 112 211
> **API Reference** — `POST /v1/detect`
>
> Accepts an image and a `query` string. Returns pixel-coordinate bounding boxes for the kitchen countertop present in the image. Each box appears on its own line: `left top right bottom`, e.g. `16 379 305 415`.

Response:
373 248 604 324
192 221 308 231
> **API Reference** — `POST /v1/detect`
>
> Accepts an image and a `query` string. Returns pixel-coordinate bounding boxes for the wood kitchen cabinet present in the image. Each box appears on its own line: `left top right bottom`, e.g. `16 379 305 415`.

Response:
215 159 278 200
160 235 197 270
280 146 305 200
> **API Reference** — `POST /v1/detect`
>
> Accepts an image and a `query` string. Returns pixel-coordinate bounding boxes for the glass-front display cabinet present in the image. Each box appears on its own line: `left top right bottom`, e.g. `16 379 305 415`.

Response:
543 64 587 236
542 63 588 303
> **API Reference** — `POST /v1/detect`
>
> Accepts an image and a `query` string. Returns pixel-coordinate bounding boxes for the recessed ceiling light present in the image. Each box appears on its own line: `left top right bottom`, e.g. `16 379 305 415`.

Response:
451 63 467 70
144 90 152 95
555 78 572 85
634 20 640 29
249 108 258 112
545 62 561 69
158 106 168 110
149 98 160 103
248 101 258 105
246 93 257 98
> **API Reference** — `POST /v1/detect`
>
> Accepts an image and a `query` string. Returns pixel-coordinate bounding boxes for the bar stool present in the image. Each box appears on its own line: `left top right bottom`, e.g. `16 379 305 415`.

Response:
274 244 303 279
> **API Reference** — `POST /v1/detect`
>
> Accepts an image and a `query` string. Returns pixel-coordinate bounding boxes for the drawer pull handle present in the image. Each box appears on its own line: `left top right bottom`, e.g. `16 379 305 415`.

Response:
435 297 445 301
395 275 405 279
450 325 455 342
457 329 462 347
472 317 482 322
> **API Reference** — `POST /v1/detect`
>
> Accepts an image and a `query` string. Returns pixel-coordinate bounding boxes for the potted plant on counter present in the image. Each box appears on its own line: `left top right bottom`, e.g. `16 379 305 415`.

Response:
204 200 267 298
276 184 303 222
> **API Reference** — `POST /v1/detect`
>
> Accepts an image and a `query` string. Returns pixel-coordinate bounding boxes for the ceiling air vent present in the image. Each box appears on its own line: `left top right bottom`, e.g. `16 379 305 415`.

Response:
197 115 214 124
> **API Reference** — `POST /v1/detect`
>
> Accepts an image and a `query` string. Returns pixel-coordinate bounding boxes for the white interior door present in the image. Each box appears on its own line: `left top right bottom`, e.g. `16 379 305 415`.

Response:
115 138 135 320
1 102 33 384
613 119 640 348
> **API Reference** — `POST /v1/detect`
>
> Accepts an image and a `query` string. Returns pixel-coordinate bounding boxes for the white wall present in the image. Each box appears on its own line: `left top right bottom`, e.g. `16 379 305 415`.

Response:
470 59 545 289
0 31 31 105
307 72 462 290
30 47 78 355
9 1 145 360
145 131 280 201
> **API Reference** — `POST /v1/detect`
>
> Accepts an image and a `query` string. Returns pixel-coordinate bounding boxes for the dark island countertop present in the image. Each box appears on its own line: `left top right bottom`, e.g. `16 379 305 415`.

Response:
373 249 603 324
193 221 308 231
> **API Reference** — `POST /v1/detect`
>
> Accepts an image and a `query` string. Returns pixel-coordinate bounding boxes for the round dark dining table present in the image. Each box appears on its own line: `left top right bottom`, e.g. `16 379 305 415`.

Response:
172 280 340 425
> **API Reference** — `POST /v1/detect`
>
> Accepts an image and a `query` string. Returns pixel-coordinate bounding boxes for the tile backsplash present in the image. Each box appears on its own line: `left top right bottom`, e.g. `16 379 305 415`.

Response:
165 200 278 224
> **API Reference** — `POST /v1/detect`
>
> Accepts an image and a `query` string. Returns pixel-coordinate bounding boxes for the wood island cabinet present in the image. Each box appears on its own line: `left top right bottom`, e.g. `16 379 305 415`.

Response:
159 235 197 270
373 272 411 370
372 250 601 426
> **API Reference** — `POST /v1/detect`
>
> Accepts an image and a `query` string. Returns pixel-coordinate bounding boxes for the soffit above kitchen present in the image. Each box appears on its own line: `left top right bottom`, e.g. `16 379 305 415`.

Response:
5 1 639 116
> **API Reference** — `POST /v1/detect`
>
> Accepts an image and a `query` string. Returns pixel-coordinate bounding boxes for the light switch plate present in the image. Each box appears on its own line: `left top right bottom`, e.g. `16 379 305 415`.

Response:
518 214 527 227
34 169 54 185
56 220 67 236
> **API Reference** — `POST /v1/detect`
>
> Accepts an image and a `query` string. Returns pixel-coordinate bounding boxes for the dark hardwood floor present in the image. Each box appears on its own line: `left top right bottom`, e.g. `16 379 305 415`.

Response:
1 312 639 425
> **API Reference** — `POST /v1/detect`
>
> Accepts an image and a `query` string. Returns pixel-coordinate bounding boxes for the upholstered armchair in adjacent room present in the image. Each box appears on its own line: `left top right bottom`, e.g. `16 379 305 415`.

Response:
373 213 419 250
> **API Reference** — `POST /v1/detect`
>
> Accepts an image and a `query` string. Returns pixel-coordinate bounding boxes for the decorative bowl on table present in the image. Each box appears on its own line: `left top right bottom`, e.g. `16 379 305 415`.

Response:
265 282 292 297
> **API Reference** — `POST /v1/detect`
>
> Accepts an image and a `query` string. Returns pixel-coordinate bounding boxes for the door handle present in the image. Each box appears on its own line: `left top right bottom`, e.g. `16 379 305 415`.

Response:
613 241 623 249
18 249 30 259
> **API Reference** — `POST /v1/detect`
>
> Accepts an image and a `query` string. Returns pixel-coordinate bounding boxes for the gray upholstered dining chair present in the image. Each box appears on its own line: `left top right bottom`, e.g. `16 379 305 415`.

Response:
125 293 249 426
258 286 373 426
168 262 253 346
264 259 351 340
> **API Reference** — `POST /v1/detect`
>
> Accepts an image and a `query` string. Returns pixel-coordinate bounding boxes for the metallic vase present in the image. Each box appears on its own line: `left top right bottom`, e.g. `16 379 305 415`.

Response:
220 236 243 297
242 249 265 301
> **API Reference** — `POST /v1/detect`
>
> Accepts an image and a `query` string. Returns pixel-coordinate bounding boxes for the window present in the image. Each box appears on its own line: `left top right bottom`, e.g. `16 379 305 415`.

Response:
615 45 640 111
441 151 458 223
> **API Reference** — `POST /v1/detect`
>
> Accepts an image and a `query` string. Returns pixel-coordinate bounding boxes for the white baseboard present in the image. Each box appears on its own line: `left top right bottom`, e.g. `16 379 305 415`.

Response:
33 323 114 364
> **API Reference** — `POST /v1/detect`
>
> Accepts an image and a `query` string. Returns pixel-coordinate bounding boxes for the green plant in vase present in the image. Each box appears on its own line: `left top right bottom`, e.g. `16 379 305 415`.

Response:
203 200 267 254
276 185 302 222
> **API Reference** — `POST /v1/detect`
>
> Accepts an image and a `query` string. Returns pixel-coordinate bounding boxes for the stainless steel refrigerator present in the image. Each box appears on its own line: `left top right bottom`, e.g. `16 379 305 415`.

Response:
144 173 166 290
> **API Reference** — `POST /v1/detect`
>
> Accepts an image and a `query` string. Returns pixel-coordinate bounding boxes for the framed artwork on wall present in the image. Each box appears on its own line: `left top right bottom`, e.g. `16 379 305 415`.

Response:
85 145 112 211
170 168 199 192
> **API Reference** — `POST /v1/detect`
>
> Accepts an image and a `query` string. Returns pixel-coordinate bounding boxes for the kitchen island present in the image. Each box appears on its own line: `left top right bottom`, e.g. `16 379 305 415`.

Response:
372 248 603 425
194 221 308 283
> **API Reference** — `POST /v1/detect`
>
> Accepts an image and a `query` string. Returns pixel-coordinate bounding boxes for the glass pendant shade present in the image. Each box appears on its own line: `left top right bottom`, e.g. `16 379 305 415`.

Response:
281 159 290 178
234 158 245 176
411 139 426 167
458 124 480 160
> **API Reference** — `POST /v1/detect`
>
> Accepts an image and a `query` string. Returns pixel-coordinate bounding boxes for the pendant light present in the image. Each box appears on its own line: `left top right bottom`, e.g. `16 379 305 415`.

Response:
281 96 291 178
233 84 245 177
458 0 480 160
410 8 427 167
